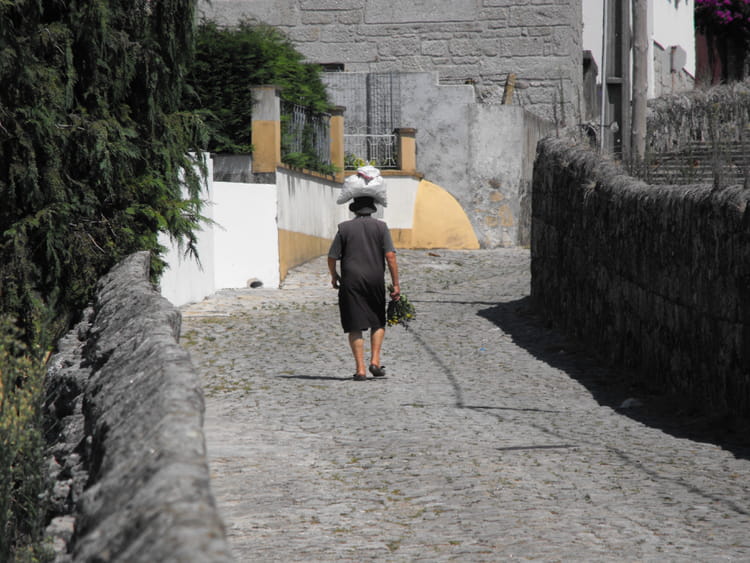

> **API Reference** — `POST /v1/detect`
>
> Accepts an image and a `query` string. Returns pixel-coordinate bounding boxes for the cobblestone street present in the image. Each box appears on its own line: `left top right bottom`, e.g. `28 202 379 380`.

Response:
180 249 750 562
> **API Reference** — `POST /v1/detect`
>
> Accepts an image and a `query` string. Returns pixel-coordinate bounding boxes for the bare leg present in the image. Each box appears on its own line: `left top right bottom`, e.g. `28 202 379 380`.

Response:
370 327 385 368
348 331 366 376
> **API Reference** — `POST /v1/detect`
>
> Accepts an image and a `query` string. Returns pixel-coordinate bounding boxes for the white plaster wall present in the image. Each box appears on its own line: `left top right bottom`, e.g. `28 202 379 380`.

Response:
213 181 280 290
276 168 419 236
276 168 348 238
159 158 216 307
396 72 479 235
381 177 419 230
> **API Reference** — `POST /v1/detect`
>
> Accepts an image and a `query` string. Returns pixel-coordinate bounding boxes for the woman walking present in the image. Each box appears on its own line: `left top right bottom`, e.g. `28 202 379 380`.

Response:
328 179 400 380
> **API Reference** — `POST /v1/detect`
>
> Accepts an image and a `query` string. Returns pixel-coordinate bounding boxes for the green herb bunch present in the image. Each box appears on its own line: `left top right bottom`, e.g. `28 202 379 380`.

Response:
387 285 416 329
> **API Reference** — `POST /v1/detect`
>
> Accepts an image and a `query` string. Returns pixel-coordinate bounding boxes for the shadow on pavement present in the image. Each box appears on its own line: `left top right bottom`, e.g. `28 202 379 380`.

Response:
277 374 355 382
477 297 750 461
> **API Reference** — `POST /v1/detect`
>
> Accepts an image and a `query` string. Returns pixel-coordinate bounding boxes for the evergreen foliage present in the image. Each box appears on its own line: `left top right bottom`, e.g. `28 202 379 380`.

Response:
0 0 210 341
0 317 48 562
1 1 209 556
185 19 331 153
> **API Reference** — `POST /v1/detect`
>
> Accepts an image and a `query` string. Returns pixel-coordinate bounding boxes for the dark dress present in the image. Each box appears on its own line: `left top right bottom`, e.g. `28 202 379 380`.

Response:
328 216 395 333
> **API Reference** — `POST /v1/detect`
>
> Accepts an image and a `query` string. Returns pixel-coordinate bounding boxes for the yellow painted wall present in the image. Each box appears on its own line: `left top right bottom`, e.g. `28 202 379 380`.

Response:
390 228 414 249
409 180 480 249
278 229 332 280
252 120 281 173
278 178 479 283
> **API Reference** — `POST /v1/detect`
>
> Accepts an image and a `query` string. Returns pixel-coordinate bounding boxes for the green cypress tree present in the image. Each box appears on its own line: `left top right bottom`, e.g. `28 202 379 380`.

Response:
0 0 209 339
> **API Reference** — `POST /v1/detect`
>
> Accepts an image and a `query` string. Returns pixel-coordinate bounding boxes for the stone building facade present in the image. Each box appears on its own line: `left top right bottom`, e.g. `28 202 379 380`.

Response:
196 0 584 247
197 0 583 127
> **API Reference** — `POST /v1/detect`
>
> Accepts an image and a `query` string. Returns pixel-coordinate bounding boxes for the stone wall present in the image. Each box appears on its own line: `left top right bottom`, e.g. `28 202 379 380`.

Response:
44 252 232 562
468 104 553 247
196 0 583 125
531 138 750 419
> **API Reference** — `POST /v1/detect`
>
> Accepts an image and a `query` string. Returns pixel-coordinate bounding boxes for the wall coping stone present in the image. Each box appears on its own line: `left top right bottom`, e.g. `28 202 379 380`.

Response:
45 251 233 562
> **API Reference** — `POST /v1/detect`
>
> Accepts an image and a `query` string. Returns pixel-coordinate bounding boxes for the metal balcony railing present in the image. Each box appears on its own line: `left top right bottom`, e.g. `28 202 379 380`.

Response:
281 100 331 169
344 129 398 169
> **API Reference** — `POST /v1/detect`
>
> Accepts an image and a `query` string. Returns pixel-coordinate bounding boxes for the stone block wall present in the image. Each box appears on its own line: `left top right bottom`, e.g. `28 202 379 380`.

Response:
531 138 750 418
44 252 232 562
196 0 583 125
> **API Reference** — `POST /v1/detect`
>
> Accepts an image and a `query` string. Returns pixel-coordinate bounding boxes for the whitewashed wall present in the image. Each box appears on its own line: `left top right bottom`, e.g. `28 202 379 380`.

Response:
649 0 695 96
276 168 348 238
160 160 280 307
213 181 279 290
276 168 419 234
161 163 422 307
380 177 419 230
159 158 216 306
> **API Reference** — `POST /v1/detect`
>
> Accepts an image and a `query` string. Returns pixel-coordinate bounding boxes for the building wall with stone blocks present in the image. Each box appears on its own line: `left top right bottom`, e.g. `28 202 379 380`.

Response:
196 0 584 126
531 138 750 420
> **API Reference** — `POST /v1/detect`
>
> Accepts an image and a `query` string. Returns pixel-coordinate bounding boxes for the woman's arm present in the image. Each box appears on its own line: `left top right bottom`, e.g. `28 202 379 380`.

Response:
385 251 399 299
327 257 340 289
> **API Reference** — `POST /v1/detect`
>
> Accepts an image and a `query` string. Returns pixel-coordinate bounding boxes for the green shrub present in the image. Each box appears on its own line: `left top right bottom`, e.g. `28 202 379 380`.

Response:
1 0 211 343
0 317 49 562
185 19 331 154
1 1 209 557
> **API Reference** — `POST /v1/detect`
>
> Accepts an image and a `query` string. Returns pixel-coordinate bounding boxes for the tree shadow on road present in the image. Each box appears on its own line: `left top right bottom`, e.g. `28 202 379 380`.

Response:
478 297 750 461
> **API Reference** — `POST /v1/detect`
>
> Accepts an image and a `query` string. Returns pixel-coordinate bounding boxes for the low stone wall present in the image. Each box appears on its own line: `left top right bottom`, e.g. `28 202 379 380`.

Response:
44 252 232 562
531 138 750 418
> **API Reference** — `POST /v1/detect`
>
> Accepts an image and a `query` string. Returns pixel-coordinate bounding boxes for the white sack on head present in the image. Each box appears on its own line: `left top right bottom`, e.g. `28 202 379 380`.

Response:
336 165 387 206
357 165 380 181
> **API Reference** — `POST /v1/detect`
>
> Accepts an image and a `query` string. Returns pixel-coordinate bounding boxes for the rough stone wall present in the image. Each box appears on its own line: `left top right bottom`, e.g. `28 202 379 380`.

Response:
44 252 232 562
531 138 750 418
468 105 553 248
196 0 583 125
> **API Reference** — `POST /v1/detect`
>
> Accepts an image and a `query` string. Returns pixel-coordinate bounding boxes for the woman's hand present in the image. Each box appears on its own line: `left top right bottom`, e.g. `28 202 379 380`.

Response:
327 257 340 289
389 283 400 300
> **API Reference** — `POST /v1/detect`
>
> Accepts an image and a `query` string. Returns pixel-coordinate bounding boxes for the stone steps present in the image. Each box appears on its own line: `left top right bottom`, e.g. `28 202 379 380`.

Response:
645 142 749 185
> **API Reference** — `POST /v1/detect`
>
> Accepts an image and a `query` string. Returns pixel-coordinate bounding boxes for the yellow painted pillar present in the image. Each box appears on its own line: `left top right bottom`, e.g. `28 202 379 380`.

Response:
330 106 346 183
396 127 417 175
251 85 281 174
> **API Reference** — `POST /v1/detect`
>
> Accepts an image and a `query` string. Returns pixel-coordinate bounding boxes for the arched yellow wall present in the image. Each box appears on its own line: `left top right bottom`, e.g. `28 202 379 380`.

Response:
407 180 480 249
277 178 479 284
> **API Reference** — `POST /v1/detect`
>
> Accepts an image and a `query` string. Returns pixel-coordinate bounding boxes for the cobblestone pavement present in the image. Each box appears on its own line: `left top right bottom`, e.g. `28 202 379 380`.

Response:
180 249 750 562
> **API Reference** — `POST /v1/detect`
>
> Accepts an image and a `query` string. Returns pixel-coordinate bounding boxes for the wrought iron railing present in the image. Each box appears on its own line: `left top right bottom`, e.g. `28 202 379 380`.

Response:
344 129 398 169
280 100 332 172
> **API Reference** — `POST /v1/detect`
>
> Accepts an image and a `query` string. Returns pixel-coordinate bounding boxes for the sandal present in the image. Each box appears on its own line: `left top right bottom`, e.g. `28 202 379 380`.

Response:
352 374 367 381
369 365 386 378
